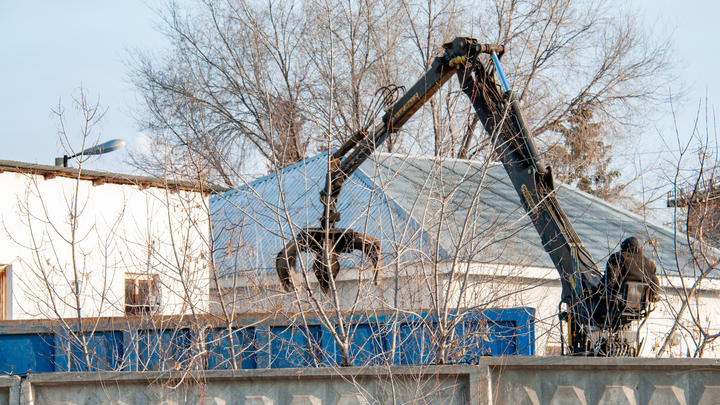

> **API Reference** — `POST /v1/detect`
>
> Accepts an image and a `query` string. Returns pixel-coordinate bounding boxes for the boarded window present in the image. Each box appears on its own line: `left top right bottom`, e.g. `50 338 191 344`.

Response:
125 275 160 316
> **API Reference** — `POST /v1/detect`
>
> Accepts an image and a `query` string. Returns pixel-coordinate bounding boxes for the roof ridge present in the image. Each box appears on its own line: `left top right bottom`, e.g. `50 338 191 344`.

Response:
229 151 332 194
373 151 504 166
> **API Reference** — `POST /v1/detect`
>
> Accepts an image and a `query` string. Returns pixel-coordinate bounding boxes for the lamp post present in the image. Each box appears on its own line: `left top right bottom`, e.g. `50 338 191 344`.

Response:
55 139 126 167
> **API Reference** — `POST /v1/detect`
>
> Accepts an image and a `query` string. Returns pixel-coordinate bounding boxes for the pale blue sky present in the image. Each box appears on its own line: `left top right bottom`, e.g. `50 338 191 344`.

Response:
628 0 719 156
0 1 163 172
0 1 718 180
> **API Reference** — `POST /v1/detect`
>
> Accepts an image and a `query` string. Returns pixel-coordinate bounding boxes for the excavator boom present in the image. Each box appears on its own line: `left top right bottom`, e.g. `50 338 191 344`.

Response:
276 36 602 354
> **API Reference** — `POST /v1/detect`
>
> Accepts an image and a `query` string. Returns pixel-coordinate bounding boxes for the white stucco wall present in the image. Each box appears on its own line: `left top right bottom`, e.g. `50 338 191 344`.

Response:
0 169 210 320
441 264 720 358
434 263 720 358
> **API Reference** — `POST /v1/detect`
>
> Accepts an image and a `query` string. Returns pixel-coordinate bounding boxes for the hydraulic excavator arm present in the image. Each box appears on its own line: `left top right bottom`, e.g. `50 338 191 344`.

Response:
276 36 602 354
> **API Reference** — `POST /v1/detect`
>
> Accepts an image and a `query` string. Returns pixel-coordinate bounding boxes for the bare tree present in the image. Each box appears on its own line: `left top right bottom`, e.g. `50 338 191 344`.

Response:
490 0 677 196
129 0 677 202
656 97 720 357
5 89 115 370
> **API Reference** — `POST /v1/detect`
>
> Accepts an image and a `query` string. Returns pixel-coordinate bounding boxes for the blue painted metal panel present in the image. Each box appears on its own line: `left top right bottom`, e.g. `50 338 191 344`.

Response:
133 329 192 371
0 307 534 374
206 327 257 370
0 334 54 375
269 325 322 368
391 307 534 366
53 332 123 372
345 323 389 366
461 308 535 358
395 322 435 366
487 321 517 355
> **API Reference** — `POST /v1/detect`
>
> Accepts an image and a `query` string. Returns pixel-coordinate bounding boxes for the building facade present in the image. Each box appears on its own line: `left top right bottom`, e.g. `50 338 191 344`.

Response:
0 161 215 320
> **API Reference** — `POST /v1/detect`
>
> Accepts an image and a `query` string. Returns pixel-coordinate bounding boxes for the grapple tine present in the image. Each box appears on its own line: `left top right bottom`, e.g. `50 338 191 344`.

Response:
313 249 340 293
276 240 299 292
351 233 382 285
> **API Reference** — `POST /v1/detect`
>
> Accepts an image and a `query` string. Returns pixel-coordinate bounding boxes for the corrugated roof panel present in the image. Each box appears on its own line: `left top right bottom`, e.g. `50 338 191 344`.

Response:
362 155 552 268
210 152 437 276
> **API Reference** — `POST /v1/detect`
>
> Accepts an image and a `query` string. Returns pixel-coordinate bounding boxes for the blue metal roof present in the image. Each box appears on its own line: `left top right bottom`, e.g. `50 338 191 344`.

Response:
211 152 712 279
211 152 440 276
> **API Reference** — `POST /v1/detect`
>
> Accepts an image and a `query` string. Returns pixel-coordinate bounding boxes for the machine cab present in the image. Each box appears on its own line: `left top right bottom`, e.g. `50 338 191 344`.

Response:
585 280 653 356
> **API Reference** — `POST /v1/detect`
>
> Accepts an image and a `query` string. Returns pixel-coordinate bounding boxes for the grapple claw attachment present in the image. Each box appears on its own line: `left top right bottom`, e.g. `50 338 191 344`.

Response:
275 228 382 293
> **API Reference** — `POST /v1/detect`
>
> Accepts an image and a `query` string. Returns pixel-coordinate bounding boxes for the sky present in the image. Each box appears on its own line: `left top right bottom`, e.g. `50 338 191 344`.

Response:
0 1 164 173
0 1 718 179
628 0 720 204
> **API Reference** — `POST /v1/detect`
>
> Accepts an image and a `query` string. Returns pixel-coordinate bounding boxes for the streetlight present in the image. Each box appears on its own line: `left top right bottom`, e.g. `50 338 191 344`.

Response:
55 139 126 167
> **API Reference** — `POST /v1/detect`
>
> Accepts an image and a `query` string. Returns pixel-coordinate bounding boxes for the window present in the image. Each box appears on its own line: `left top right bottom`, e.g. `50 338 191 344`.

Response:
125 275 161 315
545 345 562 356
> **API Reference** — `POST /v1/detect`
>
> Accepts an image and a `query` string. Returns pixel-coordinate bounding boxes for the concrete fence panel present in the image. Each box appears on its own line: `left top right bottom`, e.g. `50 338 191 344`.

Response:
488 358 720 405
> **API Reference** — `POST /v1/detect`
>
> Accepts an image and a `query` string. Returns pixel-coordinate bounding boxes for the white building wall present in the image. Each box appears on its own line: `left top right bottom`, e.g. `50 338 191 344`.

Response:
0 170 210 320
448 264 720 358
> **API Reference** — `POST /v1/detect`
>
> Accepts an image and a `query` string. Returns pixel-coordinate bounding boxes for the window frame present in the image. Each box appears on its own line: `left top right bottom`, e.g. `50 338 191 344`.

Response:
124 274 160 316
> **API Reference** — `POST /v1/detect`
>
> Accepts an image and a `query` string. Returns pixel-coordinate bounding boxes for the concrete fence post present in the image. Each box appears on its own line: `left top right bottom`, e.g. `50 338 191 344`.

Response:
8 376 20 405
18 377 31 405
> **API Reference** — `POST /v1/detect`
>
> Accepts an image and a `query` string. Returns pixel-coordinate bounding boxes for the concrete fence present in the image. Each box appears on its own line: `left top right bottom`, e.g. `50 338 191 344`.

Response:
2 357 720 405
